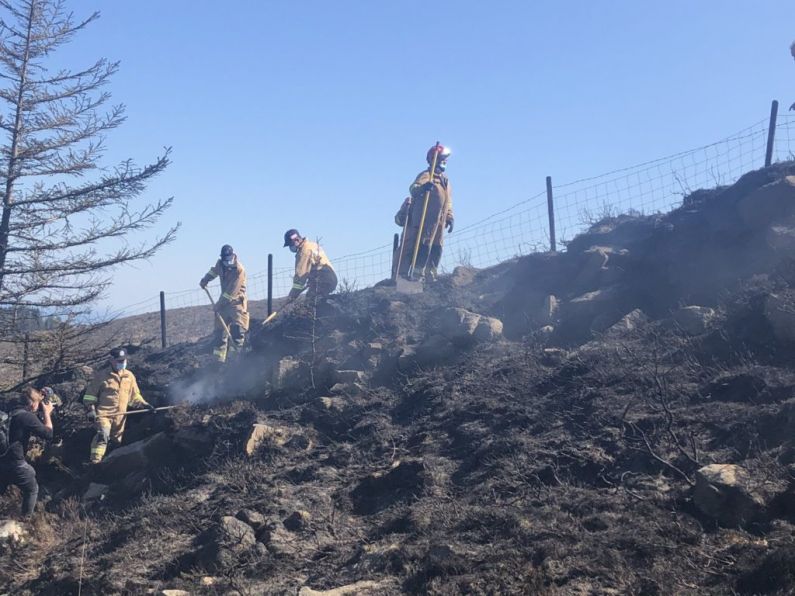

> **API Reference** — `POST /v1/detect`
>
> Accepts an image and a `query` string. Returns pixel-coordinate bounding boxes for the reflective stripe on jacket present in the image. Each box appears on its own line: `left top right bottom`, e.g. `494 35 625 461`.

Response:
83 368 147 414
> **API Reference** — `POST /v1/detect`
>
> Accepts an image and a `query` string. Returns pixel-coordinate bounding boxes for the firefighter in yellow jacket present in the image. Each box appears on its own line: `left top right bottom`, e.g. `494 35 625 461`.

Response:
283 229 338 303
395 144 454 281
82 348 154 463
200 244 250 362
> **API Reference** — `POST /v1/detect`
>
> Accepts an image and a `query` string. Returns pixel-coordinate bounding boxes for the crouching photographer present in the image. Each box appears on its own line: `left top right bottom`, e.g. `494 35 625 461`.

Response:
0 387 54 518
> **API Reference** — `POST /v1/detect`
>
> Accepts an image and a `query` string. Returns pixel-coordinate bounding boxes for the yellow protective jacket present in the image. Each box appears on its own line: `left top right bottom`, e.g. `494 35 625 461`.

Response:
292 239 334 293
82 367 148 415
201 260 247 306
408 170 454 245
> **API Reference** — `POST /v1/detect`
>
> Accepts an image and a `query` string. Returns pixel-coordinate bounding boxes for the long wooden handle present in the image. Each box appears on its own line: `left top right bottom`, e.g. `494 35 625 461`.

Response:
203 287 233 339
408 142 440 277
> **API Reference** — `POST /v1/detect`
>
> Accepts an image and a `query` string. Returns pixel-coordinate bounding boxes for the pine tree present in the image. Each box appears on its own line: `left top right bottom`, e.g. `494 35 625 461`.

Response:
0 0 178 386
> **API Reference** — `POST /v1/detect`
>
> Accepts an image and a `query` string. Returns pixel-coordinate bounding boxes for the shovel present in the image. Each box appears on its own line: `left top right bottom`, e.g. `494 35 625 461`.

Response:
203 287 235 344
97 405 178 419
407 141 441 281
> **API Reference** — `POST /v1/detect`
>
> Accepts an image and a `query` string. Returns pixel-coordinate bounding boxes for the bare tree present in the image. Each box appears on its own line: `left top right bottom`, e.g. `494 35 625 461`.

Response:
0 0 178 386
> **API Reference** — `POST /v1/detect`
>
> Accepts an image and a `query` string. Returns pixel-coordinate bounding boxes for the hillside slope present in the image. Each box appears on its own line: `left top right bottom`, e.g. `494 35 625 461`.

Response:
2 164 795 595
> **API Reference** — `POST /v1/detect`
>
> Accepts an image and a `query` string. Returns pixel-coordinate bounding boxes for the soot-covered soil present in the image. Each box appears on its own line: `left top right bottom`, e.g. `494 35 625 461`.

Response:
2 165 795 595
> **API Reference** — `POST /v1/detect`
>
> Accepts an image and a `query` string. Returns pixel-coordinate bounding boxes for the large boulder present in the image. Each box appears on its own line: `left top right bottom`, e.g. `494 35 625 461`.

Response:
96 432 171 481
693 464 764 527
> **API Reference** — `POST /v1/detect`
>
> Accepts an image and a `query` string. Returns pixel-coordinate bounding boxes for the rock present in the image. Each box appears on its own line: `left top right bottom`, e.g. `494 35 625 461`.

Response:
97 432 171 481
0 520 26 546
329 382 364 396
200 577 218 586
171 426 215 455
566 286 622 318
298 580 392 596
764 293 795 342
541 294 559 325
318 396 346 411
334 370 365 384
271 357 304 390
410 335 456 367
450 266 478 287
366 342 383 353
605 308 648 336
351 459 427 515
767 224 795 252
82 482 109 504
219 515 256 546
196 516 257 572
573 246 629 290
258 522 297 556
437 307 502 344
236 509 265 529
693 464 764 527
353 543 403 574
283 510 311 532
736 175 795 230
473 316 503 342
160 590 190 596
245 423 290 456
539 325 555 336
438 307 482 341
541 348 567 366
672 306 715 335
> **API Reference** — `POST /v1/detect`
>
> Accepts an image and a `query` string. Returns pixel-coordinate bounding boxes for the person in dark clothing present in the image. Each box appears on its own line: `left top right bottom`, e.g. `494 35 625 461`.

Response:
0 387 53 518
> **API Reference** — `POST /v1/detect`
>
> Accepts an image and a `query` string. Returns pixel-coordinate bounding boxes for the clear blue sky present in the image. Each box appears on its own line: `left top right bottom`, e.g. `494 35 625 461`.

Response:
53 1 795 311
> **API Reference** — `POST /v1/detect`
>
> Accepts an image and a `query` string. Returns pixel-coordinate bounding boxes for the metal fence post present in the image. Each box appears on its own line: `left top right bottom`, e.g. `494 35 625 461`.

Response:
765 100 779 167
267 253 273 316
159 291 167 349
546 176 557 253
21 332 29 381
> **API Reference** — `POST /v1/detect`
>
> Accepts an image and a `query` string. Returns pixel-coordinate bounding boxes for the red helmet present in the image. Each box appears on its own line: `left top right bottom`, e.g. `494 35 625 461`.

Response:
426 144 451 165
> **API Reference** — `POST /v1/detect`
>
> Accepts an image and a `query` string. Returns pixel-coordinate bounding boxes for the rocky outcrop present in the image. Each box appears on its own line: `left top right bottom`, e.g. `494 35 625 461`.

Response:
693 464 768 527
195 516 258 572
437 307 503 344
672 305 715 335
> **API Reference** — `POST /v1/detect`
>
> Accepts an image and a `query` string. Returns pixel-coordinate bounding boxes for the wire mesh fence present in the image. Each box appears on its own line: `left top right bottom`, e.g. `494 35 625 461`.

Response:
112 109 795 345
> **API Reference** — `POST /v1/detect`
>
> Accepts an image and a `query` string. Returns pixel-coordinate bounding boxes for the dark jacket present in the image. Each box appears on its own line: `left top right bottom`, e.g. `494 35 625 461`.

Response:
4 409 52 461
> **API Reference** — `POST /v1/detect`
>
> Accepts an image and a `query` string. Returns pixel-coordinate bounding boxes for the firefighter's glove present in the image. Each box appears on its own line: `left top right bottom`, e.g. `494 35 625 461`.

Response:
86 409 97 423
199 279 207 289
421 181 435 193
145 403 156 413
446 220 454 234
790 101 795 112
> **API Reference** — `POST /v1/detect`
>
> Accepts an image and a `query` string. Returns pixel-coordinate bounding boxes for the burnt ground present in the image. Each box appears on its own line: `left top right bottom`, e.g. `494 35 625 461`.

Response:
2 165 795 595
